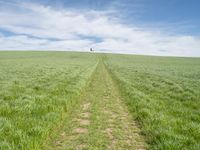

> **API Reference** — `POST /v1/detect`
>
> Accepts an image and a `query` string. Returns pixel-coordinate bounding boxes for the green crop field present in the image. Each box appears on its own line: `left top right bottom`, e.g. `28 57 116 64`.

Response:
0 51 200 150
0 51 98 149
104 54 200 149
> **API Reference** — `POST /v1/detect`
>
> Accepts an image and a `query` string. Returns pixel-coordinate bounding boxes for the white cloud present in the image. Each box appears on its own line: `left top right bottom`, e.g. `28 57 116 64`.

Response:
0 2 200 57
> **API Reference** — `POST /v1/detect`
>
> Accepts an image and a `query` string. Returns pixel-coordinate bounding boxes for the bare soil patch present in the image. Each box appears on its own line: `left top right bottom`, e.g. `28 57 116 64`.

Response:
73 128 88 134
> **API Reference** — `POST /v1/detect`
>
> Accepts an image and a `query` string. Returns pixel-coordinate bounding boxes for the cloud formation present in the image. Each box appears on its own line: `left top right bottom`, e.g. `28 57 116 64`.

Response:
0 2 199 57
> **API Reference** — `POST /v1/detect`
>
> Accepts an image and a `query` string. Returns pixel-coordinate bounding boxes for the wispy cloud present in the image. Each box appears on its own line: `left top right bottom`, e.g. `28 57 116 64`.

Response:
0 1 199 56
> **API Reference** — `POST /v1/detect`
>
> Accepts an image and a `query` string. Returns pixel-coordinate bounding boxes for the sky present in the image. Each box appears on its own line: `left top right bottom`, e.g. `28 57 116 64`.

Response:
0 0 200 57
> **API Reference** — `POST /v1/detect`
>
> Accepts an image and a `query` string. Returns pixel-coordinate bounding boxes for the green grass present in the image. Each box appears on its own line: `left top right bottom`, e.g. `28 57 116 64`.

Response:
44 60 146 150
0 51 98 149
104 54 200 149
1 51 200 150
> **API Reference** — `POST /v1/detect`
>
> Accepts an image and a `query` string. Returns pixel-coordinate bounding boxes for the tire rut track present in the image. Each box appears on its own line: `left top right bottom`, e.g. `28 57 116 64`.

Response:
45 60 147 150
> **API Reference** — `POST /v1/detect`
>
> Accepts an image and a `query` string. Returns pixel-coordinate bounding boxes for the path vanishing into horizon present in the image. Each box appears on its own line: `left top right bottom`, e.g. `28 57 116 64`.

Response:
43 59 146 150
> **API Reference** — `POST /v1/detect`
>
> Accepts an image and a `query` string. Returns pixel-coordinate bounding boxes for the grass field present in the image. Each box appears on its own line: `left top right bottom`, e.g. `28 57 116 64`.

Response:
0 51 200 149
0 52 98 149
104 54 200 149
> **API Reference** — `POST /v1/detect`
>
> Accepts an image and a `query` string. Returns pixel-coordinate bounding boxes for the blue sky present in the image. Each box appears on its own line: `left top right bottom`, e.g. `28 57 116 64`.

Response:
0 0 200 56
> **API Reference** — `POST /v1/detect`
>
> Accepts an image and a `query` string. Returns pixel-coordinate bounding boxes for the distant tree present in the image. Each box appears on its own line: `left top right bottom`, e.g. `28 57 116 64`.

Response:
90 48 93 52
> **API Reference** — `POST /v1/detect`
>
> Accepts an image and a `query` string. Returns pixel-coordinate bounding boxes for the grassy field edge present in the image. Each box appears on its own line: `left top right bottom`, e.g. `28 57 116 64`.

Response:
102 55 150 148
41 58 100 149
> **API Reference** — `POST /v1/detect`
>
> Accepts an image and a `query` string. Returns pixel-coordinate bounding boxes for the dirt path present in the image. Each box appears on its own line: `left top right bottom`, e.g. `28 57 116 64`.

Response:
44 61 146 150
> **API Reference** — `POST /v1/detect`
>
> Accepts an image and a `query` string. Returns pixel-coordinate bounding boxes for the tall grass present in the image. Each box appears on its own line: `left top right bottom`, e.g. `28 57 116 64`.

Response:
0 51 98 149
104 54 200 149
